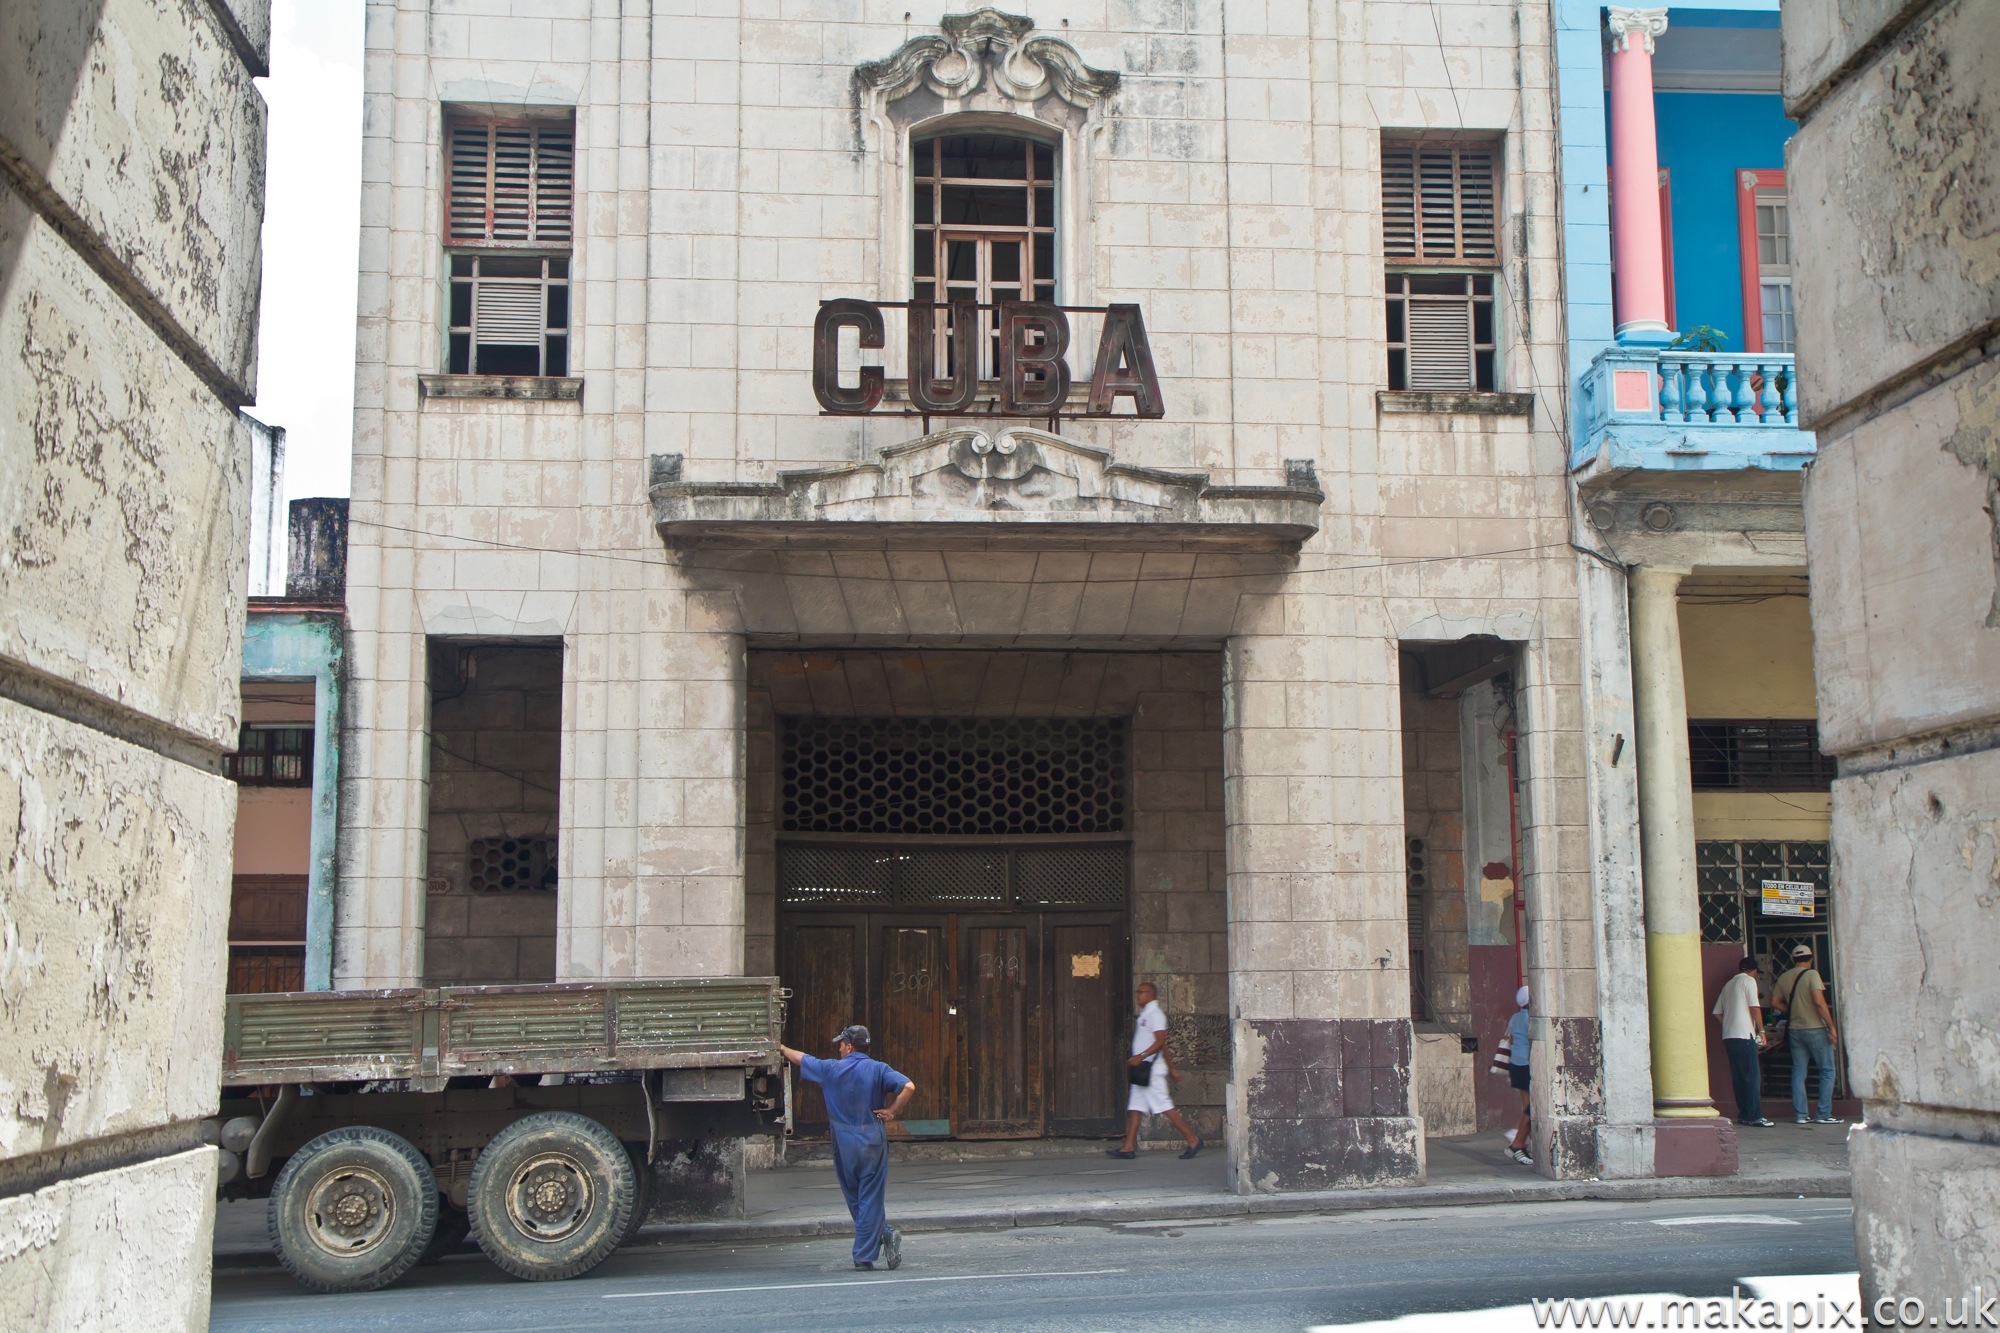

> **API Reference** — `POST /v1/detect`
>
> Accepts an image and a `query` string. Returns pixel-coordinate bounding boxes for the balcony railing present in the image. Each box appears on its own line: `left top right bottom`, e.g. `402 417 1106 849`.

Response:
1655 355 1797 427
1574 345 1815 472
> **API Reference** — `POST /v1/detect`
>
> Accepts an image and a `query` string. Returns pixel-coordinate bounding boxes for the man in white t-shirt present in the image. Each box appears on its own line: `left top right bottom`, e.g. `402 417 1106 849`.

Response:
1711 955 1774 1127
1107 982 1204 1160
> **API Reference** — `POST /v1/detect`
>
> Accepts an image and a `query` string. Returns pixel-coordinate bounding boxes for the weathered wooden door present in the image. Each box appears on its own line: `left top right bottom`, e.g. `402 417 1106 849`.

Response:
872 920 952 1136
958 918 1040 1137
1049 919 1124 1135
778 918 862 1134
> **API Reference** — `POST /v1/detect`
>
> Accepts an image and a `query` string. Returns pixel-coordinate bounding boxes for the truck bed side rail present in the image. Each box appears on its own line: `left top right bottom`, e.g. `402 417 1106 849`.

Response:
223 978 783 1086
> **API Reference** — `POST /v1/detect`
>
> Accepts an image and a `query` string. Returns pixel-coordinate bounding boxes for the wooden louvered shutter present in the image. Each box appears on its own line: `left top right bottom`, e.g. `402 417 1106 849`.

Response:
446 120 574 247
1380 141 1498 264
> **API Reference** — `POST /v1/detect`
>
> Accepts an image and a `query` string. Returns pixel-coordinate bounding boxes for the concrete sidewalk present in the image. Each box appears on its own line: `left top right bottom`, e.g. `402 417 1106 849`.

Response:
211 1123 1850 1264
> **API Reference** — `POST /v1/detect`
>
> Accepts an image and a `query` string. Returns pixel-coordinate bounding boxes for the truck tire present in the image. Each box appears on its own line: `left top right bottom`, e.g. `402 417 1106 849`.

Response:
617 1143 655 1250
267 1126 439 1293
468 1111 636 1281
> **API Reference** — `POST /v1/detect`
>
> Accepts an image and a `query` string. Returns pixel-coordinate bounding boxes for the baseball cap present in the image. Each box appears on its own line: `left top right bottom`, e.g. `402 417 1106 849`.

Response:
1791 944 1813 959
835 1024 871 1049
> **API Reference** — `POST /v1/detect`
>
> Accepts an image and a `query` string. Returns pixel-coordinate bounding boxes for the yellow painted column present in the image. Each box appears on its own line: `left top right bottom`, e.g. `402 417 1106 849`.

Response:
1629 565 1717 1119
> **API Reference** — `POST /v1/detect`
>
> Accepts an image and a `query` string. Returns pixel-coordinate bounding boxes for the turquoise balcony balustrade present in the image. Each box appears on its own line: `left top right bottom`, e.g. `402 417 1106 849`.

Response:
1572 344 1816 472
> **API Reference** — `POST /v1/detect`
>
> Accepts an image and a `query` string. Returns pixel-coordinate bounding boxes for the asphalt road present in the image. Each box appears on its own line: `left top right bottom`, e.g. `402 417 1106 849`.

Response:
210 1196 1858 1332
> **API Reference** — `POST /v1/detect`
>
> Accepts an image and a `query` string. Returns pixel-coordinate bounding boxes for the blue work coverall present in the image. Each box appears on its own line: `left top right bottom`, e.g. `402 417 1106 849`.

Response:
798 1051 912 1265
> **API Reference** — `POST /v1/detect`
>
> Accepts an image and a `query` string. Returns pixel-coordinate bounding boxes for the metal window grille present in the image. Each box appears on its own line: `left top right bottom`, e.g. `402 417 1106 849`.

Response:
227 725 314 786
448 253 570 376
778 842 1127 910
780 717 1125 835
1382 142 1498 264
1695 840 1831 944
911 133 1058 380
467 836 558 892
446 120 574 247
1688 720 1833 792
1387 272 1497 391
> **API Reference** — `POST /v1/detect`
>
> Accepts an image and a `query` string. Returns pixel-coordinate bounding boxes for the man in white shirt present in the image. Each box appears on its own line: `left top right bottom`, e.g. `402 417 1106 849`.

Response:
1107 982 1204 1160
1712 955 1774 1127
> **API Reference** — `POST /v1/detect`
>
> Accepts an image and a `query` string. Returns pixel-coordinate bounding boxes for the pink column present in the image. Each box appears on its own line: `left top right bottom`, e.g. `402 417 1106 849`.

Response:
1608 6 1672 345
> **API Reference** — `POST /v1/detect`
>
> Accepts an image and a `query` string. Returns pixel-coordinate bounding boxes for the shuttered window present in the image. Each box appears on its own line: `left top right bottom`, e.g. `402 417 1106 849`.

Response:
1381 142 1497 264
448 254 569 377
444 113 574 377
446 119 574 247
1383 138 1501 392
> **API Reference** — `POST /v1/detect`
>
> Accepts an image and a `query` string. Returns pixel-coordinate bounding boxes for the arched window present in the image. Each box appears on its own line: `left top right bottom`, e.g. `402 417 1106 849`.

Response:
911 131 1057 379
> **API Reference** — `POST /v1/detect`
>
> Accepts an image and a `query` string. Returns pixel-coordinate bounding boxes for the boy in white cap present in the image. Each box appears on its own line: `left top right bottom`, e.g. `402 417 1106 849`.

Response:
1505 986 1533 1165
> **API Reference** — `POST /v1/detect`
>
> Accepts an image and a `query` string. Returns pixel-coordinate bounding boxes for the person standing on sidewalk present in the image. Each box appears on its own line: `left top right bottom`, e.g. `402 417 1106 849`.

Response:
1505 986 1534 1166
1712 955 1775 1127
1772 944 1842 1125
1108 982 1203 1160
779 1025 915 1270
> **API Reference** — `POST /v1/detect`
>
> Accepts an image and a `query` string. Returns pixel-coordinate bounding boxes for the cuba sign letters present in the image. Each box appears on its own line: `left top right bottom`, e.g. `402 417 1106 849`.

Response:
812 298 1165 419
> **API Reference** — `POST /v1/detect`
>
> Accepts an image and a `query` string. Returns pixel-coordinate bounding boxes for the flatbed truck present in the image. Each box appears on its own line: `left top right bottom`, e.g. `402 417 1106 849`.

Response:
212 977 787 1291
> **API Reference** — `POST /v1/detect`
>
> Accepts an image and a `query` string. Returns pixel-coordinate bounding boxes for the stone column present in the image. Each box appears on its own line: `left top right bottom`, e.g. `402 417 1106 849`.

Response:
1606 7 1672 346
1628 566 1734 1174
1223 631 1422 1193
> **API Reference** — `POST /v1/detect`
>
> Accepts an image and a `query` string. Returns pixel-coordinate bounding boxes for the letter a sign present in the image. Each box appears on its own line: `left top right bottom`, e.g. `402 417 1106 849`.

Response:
813 299 1164 420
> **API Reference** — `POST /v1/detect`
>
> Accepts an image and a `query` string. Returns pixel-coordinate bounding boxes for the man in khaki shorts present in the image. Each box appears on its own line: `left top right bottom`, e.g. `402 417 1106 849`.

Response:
1107 982 1203 1160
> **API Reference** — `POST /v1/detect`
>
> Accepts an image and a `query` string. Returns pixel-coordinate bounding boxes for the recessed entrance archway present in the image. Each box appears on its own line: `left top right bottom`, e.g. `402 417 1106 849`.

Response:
747 650 1228 1145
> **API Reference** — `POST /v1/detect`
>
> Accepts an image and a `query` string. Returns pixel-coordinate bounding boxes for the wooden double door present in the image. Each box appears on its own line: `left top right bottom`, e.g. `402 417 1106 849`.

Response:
780 911 1127 1139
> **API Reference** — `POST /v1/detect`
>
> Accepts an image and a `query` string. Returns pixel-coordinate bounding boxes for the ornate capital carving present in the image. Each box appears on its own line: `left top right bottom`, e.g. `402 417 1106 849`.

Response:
855 8 1119 109
1606 6 1670 55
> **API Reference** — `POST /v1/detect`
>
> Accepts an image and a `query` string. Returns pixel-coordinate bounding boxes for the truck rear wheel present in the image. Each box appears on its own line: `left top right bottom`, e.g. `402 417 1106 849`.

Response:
468 1111 636 1281
268 1126 439 1293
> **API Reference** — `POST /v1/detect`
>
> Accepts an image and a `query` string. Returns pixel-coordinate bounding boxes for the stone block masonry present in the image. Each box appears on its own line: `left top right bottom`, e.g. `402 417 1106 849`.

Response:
1786 0 2000 1308
0 0 266 1324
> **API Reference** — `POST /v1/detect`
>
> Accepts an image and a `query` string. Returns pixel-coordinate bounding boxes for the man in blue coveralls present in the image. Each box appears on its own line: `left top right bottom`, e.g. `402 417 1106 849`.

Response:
779 1024 916 1270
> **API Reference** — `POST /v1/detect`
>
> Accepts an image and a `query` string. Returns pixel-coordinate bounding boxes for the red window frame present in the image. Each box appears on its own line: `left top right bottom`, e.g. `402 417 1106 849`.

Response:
1736 168 1785 354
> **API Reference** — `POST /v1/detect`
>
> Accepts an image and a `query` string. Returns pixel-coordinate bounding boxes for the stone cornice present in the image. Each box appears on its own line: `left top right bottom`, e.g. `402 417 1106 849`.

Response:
855 8 1120 109
649 430 1323 553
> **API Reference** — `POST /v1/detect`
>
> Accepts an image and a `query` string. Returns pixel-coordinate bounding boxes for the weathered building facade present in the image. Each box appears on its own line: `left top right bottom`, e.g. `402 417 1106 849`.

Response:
1783 0 2000 1309
341 0 1654 1192
0 0 267 1323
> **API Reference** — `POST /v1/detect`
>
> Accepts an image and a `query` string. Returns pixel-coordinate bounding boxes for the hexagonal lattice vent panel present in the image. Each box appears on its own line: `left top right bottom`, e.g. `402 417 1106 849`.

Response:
779 842 1127 910
780 717 1126 835
467 836 557 892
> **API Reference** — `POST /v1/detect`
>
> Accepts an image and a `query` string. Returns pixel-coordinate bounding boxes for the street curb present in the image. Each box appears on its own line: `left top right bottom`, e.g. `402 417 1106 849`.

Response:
211 1172 1850 1270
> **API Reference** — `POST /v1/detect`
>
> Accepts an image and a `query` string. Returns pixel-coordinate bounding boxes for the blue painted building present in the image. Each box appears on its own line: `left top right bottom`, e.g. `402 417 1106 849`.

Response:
1556 1 1846 1169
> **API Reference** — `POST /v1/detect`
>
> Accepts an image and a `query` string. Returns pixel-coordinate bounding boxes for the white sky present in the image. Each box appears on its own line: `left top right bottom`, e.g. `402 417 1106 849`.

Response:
253 0 365 502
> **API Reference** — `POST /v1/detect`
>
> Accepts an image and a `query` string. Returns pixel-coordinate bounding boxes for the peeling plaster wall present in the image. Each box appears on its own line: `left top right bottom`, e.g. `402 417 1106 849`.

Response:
1786 0 2000 1307
0 0 265 1320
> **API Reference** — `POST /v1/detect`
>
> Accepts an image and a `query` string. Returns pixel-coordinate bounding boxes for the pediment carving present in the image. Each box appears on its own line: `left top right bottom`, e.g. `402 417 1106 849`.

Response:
855 8 1120 109
649 431 1323 553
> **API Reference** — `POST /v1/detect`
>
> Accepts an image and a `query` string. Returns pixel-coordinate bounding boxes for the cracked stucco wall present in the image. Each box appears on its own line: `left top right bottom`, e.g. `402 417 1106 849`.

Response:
1787 0 2000 1310
0 0 265 1325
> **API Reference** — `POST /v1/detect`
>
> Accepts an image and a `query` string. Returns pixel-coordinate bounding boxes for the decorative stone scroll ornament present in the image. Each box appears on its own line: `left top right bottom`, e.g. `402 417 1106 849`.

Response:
1606 6 1670 55
854 10 1121 315
854 9 1121 109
